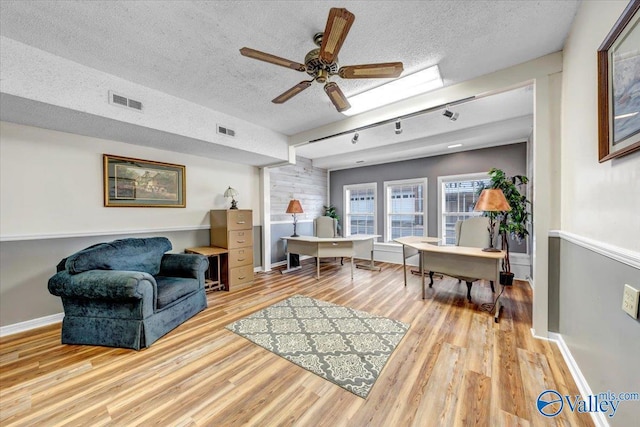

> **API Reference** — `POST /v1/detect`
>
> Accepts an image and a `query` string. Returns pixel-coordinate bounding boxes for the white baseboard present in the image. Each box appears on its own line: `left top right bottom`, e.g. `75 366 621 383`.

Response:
0 312 63 337
543 332 609 427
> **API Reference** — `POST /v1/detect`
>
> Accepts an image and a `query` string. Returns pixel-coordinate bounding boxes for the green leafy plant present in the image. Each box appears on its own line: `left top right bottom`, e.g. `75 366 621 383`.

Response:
323 204 341 234
478 168 531 274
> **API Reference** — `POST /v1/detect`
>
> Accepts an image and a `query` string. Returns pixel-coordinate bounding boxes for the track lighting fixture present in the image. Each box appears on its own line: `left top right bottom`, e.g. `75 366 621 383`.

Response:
443 109 459 121
351 132 359 144
395 119 403 135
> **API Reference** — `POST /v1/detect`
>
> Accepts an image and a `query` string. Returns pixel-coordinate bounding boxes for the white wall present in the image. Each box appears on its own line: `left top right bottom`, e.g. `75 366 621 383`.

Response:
561 1 640 252
0 121 260 239
0 121 260 327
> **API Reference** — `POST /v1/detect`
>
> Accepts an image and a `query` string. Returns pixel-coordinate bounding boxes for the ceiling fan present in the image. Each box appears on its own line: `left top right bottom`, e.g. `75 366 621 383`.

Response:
240 8 404 113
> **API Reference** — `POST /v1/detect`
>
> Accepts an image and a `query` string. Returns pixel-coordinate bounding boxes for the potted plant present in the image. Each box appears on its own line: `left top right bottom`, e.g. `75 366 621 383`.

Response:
478 168 531 286
323 204 341 235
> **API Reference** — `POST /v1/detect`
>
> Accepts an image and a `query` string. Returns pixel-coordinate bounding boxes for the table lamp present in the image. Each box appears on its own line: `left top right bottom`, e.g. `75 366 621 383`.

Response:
224 186 239 209
286 199 304 237
474 189 511 252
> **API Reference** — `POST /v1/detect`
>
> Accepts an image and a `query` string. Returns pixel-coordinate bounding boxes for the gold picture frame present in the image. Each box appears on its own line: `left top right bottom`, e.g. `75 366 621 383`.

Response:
103 154 186 207
597 0 640 162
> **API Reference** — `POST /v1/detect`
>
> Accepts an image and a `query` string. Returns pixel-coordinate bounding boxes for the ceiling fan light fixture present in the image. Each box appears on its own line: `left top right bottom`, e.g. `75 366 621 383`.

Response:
240 8 403 113
342 65 443 116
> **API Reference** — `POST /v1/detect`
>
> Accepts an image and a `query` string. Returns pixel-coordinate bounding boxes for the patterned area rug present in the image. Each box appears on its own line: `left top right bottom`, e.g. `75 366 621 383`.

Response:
225 295 410 398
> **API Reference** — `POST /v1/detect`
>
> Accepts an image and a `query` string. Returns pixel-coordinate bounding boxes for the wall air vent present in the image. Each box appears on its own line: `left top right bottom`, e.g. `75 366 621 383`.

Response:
217 125 235 137
108 91 143 112
127 99 143 111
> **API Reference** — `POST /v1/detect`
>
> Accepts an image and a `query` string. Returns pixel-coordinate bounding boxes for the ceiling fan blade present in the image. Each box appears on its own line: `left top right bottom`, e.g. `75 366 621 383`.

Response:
324 82 351 112
272 81 313 104
339 62 404 79
240 47 306 72
319 8 355 64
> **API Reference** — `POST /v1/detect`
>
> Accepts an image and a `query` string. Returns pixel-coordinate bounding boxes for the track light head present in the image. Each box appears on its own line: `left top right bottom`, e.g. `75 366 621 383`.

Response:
395 120 403 134
351 132 359 144
443 109 459 121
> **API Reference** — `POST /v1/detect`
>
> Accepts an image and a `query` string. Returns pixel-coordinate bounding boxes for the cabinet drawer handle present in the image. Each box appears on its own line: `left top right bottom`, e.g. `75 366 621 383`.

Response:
237 221 246 224
237 240 246 243
237 258 245 261
238 276 246 280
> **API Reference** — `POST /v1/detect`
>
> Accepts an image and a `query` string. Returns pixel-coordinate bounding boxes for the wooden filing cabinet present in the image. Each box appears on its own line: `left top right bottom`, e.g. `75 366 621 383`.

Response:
210 209 254 290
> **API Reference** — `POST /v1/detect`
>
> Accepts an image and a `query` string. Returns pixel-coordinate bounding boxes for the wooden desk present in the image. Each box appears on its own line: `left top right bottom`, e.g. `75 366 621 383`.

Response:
394 236 506 322
185 246 229 291
281 235 380 279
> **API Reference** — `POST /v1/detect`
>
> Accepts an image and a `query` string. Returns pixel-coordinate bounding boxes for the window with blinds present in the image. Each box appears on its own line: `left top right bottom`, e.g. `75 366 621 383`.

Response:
344 183 377 236
439 174 490 245
384 178 427 242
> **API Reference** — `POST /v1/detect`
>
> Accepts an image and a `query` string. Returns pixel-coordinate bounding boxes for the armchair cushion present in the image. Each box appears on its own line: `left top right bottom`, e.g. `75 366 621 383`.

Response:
159 253 207 279
48 270 157 301
156 276 200 309
65 237 172 275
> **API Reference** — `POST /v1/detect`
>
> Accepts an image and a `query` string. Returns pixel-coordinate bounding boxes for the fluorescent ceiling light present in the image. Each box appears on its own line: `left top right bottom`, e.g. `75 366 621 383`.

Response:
447 144 463 149
342 65 443 116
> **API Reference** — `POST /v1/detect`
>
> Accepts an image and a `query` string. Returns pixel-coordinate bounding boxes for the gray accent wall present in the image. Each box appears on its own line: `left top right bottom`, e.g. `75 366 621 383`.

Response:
329 143 528 252
270 221 314 264
1 226 264 327
0 229 211 327
548 237 640 427
252 225 262 268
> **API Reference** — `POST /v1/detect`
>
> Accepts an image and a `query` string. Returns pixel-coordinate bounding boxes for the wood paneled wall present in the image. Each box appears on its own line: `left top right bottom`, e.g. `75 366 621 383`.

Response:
269 156 327 222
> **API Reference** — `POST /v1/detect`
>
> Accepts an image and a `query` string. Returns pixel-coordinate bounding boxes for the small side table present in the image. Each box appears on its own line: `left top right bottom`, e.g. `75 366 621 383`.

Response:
185 246 229 292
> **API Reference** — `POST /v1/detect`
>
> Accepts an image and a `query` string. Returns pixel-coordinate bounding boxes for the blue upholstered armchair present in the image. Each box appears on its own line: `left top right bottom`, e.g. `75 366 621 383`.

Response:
48 237 208 350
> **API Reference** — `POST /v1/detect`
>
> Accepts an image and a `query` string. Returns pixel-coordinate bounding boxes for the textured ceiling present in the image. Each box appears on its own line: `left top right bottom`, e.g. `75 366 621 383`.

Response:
0 0 580 167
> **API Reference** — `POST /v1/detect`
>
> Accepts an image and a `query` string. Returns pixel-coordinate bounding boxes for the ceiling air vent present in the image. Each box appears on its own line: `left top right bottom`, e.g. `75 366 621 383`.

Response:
217 125 235 137
108 91 143 112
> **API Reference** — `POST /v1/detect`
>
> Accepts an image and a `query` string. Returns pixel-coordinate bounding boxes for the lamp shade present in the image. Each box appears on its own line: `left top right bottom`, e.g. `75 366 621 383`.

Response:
224 186 238 198
286 199 304 214
474 189 511 212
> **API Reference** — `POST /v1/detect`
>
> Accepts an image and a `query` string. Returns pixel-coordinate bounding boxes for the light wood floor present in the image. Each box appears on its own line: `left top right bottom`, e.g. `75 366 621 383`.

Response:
1 260 594 426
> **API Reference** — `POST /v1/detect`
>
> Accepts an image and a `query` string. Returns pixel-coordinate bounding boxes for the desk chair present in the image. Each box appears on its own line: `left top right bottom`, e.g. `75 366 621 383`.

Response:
456 216 495 299
314 216 343 265
428 216 495 301
314 216 338 238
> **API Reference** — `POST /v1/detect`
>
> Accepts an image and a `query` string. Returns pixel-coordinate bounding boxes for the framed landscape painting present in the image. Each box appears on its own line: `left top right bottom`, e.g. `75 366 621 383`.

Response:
597 0 640 162
103 154 186 207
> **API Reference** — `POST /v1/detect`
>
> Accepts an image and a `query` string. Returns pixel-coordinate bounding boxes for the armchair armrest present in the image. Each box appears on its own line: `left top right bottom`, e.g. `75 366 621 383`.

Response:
159 253 208 280
48 270 157 301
